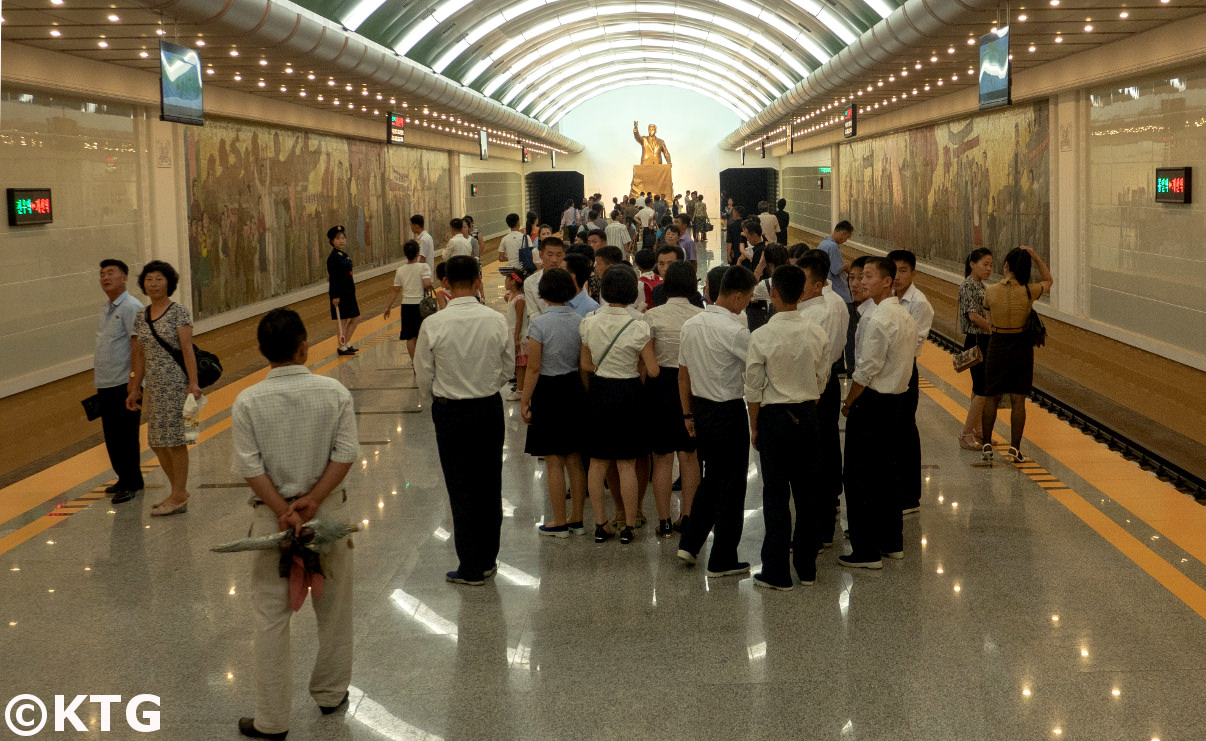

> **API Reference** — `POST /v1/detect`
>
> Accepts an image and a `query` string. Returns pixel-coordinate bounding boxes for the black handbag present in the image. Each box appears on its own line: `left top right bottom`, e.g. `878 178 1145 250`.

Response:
81 394 102 421
146 305 223 388
1024 286 1047 347
418 287 440 320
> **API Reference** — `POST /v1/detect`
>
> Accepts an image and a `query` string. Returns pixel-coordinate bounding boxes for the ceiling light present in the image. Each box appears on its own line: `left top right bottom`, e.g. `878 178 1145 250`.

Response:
258 80 266 87
1049 0 1059 4
50 29 61 36
1055 35 1063 42
97 40 109 48
234 74 242 81
1018 13 1028 21
930 55 938 62
362 89 369 96
196 40 205 47
156 28 164 35
1119 10 1129 17
1084 24 1093 31
345 84 353 91
107 14 119 21
307 73 315 80
328 80 335 86
390 98 397 104
334 98 340 105
317 94 323 100
285 67 293 73
937 79 944 85
902 70 908 76
259 59 268 66
952 74 959 80
947 47 955 54
300 91 306 97
1028 44 1037 52
139 50 149 57
915 62 922 69
889 75 895 81
50 0 64 4
280 85 287 92
924 84 930 90
206 68 215 75
230 49 239 56
376 93 383 100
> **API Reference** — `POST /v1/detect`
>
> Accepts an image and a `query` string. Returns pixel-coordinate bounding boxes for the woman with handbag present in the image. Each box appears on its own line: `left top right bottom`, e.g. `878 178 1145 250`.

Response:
957 248 994 450
691 192 709 242
127 260 201 517
384 240 433 363
980 246 1053 463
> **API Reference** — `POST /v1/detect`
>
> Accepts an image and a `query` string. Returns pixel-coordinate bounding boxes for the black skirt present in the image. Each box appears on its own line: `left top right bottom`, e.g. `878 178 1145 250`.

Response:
645 368 696 455
524 372 587 457
398 304 423 340
964 333 992 397
984 332 1034 396
587 376 648 460
330 294 360 320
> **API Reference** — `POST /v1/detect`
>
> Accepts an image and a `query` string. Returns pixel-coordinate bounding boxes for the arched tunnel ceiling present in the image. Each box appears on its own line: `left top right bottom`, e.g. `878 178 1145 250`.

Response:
296 0 902 122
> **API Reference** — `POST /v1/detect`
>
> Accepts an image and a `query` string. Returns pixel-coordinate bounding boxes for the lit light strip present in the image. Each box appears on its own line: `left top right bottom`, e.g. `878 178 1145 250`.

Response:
394 16 438 55
538 68 757 121
544 75 754 125
340 0 388 31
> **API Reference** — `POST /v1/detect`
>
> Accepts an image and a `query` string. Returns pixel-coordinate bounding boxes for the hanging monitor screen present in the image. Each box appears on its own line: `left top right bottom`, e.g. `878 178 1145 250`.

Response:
159 41 204 126
843 104 857 138
1155 167 1191 204
7 188 53 226
478 130 489 161
978 27 1012 110
387 112 405 144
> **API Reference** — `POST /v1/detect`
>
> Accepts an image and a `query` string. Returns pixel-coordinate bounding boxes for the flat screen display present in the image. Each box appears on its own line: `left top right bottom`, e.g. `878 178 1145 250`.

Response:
387 112 405 144
1155 167 1191 204
843 104 857 138
7 188 53 226
978 27 1011 110
551 150 556 168
159 41 204 126
478 130 489 161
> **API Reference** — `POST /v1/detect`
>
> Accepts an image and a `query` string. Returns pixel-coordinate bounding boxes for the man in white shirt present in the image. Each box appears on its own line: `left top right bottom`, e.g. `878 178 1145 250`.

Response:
634 198 655 231
838 257 917 570
415 256 514 586
523 237 567 320
497 212 526 272
445 217 473 258
888 249 935 516
677 264 757 577
757 201 779 245
746 265 829 591
95 259 145 503
605 210 633 251
410 214 435 267
231 308 359 739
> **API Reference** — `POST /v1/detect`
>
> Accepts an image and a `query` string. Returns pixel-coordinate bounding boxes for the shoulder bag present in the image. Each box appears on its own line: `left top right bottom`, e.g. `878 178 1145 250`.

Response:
146 305 223 388
952 344 983 373
1024 285 1047 348
418 286 440 319
595 318 638 369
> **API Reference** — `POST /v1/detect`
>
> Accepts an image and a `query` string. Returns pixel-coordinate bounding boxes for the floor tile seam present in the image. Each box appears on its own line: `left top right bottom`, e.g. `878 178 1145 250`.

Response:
917 346 1206 564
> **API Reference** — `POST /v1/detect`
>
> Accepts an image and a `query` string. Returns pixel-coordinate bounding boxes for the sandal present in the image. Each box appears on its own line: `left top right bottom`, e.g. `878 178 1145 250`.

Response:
981 443 994 462
958 433 982 451
619 526 636 544
1006 447 1027 464
594 524 615 543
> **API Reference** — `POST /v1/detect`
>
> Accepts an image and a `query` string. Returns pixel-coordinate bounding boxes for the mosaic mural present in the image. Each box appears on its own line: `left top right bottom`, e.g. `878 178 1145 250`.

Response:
839 101 1050 273
184 120 451 318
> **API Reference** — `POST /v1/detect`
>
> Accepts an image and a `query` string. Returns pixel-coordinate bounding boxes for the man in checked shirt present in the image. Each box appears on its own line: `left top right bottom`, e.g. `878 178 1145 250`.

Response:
231 308 359 740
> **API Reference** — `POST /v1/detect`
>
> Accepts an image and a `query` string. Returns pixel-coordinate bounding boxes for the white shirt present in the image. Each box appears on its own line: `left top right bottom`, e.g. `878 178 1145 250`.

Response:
751 276 773 304
679 304 750 402
852 297 917 395
796 294 833 384
605 221 632 249
446 233 473 258
392 262 432 304
822 285 851 364
416 230 435 266
643 297 702 368
854 298 875 354
758 212 779 242
499 231 525 270
415 297 514 402
231 366 359 500
580 306 650 379
635 206 655 229
896 283 934 358
524 268 547 319
745 311 830 405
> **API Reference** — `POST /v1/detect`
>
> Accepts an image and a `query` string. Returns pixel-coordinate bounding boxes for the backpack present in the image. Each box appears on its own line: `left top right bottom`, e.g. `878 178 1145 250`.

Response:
517 234 537 274
638 275 662 310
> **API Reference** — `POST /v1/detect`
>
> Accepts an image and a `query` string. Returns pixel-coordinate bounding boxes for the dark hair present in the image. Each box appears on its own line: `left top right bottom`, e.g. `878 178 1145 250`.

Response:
674 214 690 227
403 240 420 260
787 242 810 263
435 262 447 281
864 256 897 282
634 248 656 272
851 255 870 271
834 220 853 233
758 201 769 213
449 217 463 231
1002 247 1032 284
444 255 479 288
611 209 621 220
563 199 575 211
538 268 577 303
138 260 179 296
887 249 917 269
563 254 593 291
771 265 806 304
463 215 474 226
410 214 425 228
586 229 606 244
100 258 129 275
506 213 520 229
656 244 684 262
705 266 728 302
803 248 831 275
629 198 637 206
762 244 788 271
595 245 625 267
654 194 661 201
797 255 828 285
526 211 538 232
257 308 307 363
540 236 565 253
731 205 746 219
662 262 696 299
720 264 757 295
742 217 762 237
644 197 652 205
777 198 787 210
664 224 682 237
965 247 993 277
601 265 638 305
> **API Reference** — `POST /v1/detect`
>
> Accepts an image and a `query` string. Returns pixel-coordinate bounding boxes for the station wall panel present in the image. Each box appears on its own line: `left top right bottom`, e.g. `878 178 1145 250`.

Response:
781 164 832 237
462 171 522 239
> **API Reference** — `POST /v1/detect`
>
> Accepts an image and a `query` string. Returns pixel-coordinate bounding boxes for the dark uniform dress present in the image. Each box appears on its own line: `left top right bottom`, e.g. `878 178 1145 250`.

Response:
327 247 360 319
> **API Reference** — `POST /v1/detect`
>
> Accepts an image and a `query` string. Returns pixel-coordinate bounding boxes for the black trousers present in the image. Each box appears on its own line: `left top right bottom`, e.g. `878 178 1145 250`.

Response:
843 389 905 559
814 368 842 545
432 394 504 579
900 362 922 510
679 398 748 569
843 302 859 374
758 402 821 585
98 384 144 490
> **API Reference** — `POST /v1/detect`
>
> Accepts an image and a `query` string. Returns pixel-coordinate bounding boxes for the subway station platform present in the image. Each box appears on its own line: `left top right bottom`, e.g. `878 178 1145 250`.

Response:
2 246 1205 741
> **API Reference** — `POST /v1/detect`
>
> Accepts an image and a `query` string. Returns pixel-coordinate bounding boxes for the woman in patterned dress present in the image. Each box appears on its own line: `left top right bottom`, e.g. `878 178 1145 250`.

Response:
127 260 201 517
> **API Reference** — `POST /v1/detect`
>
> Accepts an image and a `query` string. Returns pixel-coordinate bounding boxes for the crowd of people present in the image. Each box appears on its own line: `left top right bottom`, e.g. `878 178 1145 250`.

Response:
88 195 1053 738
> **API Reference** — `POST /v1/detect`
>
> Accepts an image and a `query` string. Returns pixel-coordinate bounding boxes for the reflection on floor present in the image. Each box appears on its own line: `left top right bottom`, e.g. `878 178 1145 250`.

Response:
1 245 1204 741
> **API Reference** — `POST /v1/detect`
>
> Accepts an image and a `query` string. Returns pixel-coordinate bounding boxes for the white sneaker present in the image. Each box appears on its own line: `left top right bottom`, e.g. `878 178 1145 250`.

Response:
505 390 522 401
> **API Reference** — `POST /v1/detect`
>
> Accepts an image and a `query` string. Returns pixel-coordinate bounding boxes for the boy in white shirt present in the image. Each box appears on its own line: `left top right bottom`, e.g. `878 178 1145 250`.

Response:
888 249 934 517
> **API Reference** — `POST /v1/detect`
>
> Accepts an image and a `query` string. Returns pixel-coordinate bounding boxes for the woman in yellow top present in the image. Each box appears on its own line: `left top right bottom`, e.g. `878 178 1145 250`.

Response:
980 245 1053 463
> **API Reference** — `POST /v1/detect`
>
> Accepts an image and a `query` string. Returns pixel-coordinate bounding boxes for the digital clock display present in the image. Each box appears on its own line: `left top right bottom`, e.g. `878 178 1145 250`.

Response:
387 112 405 145
843 104 857 139
1155 167 1190 204
7 188 53 226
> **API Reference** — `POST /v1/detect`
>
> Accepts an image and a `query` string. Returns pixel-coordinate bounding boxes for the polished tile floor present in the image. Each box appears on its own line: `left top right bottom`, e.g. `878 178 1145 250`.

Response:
2 251 1204 740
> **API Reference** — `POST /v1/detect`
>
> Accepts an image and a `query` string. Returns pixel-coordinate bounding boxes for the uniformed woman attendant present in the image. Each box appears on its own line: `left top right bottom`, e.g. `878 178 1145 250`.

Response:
326 225 360 355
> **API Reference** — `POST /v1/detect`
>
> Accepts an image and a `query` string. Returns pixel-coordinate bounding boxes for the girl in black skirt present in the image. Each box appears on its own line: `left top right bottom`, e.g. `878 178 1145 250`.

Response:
521 269 588 538
579 266 659 544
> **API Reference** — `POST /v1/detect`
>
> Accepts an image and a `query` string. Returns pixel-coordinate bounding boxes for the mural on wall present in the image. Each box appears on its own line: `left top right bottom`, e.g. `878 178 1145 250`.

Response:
184 120 451 318
839 101 1050 273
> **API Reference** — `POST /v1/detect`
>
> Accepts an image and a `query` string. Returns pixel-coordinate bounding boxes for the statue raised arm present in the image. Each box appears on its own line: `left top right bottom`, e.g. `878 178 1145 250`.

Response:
633 122 672 166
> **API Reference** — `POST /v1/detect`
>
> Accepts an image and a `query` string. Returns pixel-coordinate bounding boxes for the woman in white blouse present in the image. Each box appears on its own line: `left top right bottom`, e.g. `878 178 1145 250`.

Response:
579 266 660 544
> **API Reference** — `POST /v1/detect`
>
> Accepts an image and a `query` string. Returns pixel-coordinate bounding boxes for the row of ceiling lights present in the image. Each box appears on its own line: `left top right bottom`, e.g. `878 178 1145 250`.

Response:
743 3 1174 150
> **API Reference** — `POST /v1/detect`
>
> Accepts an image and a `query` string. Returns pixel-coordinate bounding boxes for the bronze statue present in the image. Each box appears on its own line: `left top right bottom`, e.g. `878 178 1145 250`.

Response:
634 121 672 166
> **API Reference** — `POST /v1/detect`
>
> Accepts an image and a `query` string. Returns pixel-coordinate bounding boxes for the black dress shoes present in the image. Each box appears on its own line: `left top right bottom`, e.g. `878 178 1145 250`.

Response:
238 717 287 740
319 690 350 715
111 490 139 504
